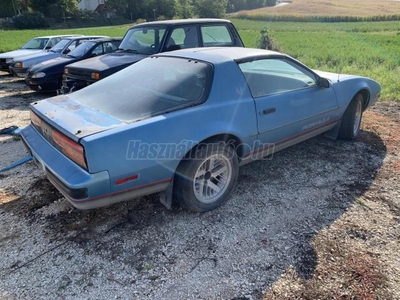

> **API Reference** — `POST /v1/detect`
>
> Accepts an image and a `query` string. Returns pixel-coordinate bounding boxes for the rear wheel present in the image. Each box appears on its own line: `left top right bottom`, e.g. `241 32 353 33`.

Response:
338 93 364 140
174 143 239 212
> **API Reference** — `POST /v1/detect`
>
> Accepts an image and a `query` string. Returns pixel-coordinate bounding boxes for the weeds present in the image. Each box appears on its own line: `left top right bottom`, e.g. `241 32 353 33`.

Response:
258 27 277 50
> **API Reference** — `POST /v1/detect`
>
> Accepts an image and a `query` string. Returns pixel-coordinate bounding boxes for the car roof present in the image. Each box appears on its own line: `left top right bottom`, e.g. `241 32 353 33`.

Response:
157 47 285 64
83 37 123 43
34 35 81 38
133 18 233 28
62 35 108 41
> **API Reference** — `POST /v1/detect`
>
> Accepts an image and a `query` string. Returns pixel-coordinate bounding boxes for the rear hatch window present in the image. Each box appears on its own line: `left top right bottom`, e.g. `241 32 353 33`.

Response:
72 56 212 122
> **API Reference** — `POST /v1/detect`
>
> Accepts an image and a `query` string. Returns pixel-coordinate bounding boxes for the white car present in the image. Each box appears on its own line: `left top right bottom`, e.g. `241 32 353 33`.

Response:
0 35 78 73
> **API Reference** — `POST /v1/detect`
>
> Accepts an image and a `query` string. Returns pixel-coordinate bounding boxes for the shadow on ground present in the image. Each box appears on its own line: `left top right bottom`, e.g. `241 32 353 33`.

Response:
0 128 386 299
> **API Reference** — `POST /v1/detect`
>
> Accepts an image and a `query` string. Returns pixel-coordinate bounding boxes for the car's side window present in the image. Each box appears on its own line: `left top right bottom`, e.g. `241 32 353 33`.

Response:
200 25 233 46
239 58 317 98
167 26 199 50
131 29 165 54
39 39 49 49
67 40 79 52
92 44 104 55
104 42 118 53
49 38 60 47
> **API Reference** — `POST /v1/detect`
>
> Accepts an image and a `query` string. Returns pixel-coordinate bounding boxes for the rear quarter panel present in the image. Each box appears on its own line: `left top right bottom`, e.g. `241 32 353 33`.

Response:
81 61 258 194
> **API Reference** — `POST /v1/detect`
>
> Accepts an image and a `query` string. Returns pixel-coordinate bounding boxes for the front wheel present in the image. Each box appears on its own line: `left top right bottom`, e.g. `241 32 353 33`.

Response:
338 93 364 140
174 143 239 212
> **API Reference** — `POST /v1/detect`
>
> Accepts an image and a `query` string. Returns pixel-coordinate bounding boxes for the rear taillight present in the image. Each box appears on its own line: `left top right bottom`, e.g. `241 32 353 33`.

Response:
31 110 42 128
52 130 87 169
30 110 87 169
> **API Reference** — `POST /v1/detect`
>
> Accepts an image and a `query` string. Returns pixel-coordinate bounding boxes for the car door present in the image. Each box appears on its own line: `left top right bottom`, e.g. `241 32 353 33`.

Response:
238 57 339 149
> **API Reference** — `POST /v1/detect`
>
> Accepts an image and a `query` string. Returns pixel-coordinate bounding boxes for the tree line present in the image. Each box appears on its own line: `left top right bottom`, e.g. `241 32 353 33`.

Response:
0 0 276 20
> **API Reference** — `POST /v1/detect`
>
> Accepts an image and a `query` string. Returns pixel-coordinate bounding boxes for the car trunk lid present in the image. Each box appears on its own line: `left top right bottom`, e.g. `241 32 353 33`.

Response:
30 94 125 141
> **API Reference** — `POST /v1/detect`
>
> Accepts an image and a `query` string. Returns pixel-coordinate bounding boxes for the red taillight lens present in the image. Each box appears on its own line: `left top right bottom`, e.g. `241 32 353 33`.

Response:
30 110 87 169
31 110 42 128
52 130 87 169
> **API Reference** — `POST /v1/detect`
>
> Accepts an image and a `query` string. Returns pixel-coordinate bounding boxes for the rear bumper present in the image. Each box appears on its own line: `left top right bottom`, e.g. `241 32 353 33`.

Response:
21 124 170 209
21 124 111 208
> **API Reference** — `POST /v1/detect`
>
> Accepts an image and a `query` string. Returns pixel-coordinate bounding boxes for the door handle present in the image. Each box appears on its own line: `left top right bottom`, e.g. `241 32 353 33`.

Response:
261 108 276 115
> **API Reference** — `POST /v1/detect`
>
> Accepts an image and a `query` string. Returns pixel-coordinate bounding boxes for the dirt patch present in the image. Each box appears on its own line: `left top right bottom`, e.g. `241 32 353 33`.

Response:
263 106 400 299
0 72 399 299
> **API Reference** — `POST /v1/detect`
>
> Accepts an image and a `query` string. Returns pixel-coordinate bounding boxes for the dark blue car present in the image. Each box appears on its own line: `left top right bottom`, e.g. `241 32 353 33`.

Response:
25 37 122 92
10 35 106 78
61 19 244 93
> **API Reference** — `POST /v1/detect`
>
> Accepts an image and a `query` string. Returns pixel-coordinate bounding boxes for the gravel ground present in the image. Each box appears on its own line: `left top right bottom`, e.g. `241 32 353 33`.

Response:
0 72 399 299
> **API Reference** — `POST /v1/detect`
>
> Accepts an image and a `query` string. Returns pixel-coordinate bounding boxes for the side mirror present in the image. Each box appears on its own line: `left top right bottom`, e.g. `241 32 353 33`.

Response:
317 77 330 88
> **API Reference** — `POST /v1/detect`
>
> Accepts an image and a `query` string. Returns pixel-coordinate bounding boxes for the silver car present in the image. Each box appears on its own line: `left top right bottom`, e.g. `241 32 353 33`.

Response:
10 35 106 78
0 35 77 74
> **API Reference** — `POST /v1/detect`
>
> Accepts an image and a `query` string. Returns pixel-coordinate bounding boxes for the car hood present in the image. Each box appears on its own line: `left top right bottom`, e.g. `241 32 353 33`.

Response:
0 49 43 59
66 52 148 71
30 95 125 141
30 57 75 73
314 70 355 82
19 51 59 62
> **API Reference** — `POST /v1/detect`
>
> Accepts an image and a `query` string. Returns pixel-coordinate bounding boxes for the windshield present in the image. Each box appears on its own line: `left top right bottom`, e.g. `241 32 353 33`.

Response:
68 41 96 58
50 39 71 53
74 56 212 122
21 38 49 50
118 26 166 55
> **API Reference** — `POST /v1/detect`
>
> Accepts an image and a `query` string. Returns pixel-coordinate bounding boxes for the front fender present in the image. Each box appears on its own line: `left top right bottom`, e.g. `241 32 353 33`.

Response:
331 77 381 110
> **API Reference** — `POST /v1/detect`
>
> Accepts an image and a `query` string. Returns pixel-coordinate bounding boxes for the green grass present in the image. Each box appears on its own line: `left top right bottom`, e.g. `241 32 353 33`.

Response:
232 19 400 100
271 30 400 101
0 25 133 53
1 19 399 100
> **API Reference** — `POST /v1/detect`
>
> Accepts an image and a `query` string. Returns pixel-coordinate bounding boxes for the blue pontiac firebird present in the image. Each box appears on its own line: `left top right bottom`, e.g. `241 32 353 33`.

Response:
21 47 381 212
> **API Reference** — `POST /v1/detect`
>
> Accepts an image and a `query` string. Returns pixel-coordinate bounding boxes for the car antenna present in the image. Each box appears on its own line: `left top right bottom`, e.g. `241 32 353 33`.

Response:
337 65 343 82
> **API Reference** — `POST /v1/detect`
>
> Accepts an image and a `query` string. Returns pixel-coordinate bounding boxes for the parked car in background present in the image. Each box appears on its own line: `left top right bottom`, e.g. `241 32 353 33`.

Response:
0 35 75 73
61 18 243 93
25 37 122 92
21 47 380 212
10 35 106 78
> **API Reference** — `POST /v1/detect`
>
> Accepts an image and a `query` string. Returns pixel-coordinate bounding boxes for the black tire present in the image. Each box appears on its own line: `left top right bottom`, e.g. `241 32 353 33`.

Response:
174 143 239 212
338 93 364 140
